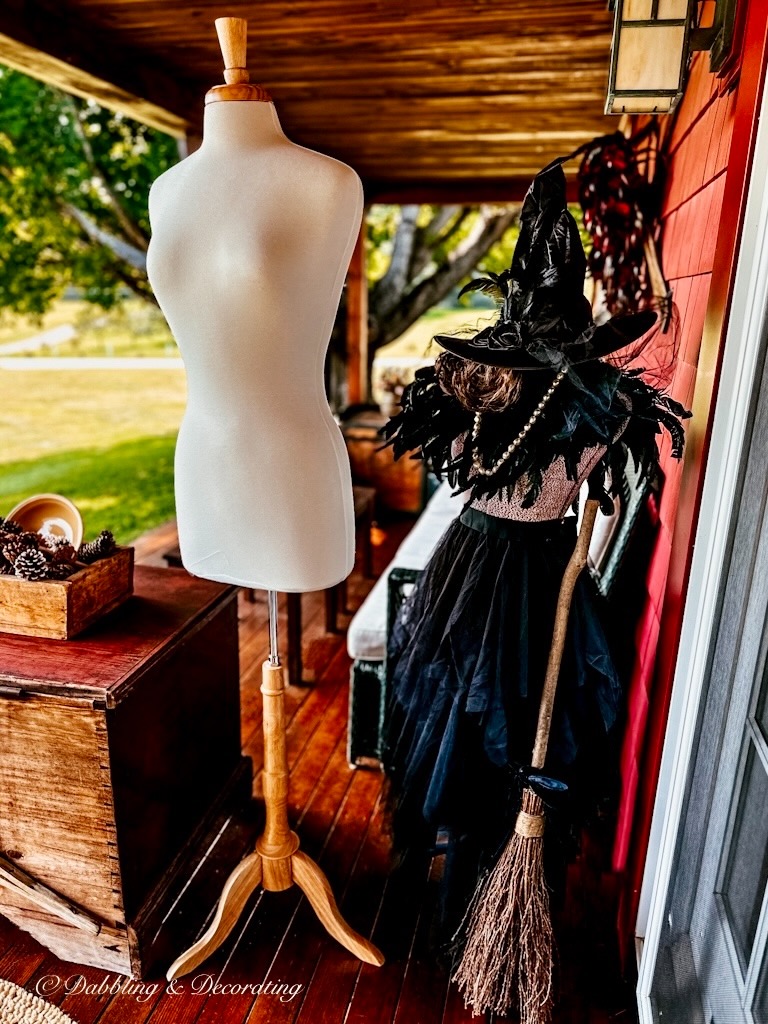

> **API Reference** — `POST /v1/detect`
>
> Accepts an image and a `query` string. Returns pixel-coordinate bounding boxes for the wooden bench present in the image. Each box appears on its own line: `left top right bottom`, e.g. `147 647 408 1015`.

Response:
346 481 466 767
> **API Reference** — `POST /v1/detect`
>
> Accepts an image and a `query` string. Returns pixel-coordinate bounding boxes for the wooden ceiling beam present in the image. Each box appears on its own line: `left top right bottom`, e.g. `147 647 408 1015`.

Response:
0 4 195 135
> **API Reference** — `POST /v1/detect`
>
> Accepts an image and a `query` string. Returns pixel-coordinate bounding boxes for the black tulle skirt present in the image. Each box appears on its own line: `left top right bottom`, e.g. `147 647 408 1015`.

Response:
383 505 623 946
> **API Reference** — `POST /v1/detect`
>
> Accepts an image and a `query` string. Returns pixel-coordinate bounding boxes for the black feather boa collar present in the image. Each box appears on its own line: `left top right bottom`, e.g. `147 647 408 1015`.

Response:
380 362 691 514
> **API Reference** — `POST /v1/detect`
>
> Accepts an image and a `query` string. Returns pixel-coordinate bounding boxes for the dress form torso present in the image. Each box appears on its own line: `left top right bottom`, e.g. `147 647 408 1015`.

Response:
147 101 363 591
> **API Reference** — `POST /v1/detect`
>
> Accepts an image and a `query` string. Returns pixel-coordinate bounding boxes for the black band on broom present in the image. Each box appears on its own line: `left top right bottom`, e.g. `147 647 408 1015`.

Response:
452 497 601 1024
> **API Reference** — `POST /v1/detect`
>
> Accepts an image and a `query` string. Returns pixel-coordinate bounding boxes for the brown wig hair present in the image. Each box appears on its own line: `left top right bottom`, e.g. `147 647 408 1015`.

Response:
434 351 523 413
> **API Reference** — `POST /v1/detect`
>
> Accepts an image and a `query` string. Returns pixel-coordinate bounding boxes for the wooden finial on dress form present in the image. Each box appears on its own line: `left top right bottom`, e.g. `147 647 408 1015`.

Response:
206 16 271 105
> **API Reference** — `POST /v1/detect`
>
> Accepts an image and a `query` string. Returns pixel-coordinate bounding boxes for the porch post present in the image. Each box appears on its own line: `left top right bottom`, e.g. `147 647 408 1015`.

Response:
346 218 368 405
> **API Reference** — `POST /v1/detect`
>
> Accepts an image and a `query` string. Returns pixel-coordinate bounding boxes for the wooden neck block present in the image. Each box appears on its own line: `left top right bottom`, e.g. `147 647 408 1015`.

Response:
206 16 271 104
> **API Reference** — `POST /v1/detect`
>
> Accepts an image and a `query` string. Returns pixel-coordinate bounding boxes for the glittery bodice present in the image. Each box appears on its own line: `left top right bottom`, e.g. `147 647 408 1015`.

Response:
452 432 607 521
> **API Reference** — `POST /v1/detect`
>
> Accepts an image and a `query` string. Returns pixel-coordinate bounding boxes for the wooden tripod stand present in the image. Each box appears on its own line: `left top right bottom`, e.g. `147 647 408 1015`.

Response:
167 591 384 979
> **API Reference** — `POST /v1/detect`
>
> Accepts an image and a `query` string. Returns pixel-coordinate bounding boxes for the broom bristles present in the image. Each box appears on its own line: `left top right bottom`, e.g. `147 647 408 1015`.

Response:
452 788 554 1024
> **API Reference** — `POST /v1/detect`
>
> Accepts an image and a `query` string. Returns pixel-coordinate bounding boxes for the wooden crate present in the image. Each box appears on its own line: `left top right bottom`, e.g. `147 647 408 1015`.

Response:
0 547 134 640
0 566 252 977
342 410 425 513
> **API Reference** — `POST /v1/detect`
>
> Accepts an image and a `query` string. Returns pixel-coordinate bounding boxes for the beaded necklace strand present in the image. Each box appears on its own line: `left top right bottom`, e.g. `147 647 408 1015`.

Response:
471 368 567 477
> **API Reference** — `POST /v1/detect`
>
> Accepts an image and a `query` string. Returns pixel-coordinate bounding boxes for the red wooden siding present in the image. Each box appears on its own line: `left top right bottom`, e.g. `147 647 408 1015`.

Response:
611 0 768 955
613 55 735 874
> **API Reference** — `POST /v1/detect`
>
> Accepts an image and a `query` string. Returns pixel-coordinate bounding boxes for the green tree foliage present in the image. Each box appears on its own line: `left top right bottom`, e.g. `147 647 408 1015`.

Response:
0 66 179 316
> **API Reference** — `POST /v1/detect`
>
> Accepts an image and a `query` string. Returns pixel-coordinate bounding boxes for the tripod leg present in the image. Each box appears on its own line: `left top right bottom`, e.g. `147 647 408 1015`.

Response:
291 849 384 966
166 852 263 980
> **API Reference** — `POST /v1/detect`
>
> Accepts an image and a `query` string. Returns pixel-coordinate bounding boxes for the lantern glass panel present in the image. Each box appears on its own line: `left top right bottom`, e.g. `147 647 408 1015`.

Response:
614 24 687 91
657 0 689 18
624 0 654 17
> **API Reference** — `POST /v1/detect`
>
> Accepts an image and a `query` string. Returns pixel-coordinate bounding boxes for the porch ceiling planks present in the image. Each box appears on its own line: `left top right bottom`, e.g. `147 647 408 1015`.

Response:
0 1 620 196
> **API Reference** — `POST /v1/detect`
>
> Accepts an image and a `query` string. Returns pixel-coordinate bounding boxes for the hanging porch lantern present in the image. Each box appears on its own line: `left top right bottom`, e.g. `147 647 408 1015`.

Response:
606 0 692 114
606 0 741 114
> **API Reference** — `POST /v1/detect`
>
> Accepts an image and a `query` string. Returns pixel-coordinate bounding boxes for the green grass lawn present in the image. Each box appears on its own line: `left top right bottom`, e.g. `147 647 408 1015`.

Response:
0 366 185 544
0 436 177 545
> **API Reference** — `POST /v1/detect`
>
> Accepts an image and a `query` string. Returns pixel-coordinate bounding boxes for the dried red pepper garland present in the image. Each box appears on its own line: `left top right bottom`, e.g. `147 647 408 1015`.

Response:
577 127 666 316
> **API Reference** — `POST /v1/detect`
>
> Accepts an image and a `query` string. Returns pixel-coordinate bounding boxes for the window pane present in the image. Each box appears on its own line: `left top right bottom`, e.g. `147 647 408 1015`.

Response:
721 742 768 970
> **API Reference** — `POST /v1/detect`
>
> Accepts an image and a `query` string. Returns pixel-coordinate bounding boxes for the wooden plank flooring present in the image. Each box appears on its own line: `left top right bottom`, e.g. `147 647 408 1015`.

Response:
0 515 638 1023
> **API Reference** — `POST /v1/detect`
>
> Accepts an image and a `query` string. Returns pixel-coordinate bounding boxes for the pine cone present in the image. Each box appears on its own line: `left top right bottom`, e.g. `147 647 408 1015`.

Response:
76 540 98 564
4 533 40 562
14 548 50 582
39 531 70 551
0 518 23 535
2 536 35 565
49 542 77 566
97 529 117 555
47 561 77 580
78 530 117 564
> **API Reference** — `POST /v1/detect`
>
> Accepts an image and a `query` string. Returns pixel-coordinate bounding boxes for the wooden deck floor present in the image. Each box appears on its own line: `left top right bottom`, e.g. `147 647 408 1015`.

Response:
0 516 638 1023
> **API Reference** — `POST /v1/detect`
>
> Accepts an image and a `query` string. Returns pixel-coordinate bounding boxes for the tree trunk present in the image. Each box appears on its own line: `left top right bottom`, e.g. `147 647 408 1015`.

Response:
368 206 516 353
63 203 148 272
370 205 420 319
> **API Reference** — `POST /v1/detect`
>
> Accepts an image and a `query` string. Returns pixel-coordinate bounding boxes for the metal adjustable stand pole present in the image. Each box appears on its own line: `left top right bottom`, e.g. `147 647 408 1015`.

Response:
268 589 279 665
167 591 384 979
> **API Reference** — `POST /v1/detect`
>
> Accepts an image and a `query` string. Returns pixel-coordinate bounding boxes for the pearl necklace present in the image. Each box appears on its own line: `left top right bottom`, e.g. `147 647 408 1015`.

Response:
471 368 567 477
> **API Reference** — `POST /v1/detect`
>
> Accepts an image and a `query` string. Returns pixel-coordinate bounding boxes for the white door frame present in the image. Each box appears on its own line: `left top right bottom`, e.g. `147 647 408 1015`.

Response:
637 63 768 1021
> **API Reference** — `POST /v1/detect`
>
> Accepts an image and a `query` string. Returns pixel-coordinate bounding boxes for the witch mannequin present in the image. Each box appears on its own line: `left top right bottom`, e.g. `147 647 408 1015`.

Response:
146 23 362 594
382 159 691 1019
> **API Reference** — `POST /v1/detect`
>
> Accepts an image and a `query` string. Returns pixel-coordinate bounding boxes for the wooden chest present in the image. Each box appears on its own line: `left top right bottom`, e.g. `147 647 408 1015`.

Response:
0 566 251 977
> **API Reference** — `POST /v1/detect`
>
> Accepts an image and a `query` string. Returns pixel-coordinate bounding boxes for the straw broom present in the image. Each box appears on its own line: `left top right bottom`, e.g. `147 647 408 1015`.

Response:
453 498 601 1024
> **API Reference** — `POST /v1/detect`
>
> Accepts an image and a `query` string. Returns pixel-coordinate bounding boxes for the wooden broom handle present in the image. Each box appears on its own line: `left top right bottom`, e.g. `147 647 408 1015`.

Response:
530 499 600 770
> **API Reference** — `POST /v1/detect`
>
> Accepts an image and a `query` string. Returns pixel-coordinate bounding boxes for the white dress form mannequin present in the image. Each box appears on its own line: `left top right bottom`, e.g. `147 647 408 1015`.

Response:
156 20 383 979
147 50 361 592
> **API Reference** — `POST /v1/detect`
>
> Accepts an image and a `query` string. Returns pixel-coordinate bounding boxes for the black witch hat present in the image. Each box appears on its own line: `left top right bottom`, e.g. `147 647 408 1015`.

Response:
435 159 656 371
